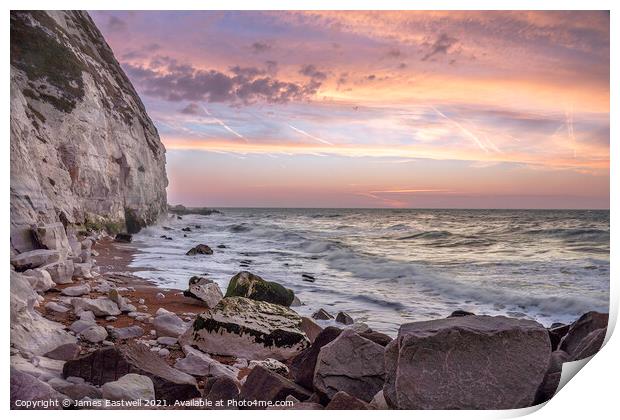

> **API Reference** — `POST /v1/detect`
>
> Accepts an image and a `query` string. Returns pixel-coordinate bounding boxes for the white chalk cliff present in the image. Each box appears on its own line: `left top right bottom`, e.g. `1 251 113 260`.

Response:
10 11 167 357
10 11 167 253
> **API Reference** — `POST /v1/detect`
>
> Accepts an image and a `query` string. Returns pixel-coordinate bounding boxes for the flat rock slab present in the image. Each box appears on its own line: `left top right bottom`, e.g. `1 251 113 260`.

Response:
63 343 200 402
384 315 551 409
11 249 60 271
181 297 309 361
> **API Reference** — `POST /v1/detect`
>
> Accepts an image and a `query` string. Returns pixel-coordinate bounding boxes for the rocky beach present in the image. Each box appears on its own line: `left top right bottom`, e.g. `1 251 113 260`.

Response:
9 10 610 411
9 225 610 410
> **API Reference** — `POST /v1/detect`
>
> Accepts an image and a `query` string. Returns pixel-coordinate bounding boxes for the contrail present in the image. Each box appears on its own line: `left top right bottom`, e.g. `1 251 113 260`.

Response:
200 104 248 142
288 124 334 146
565 108 576 158
431 106 488 153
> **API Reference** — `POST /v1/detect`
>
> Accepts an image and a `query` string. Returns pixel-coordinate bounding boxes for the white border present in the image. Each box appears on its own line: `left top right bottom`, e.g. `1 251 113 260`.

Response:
3 1 617 419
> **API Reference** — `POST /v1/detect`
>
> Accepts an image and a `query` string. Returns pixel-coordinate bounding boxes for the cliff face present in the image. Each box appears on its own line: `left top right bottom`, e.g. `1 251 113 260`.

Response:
10 11 168 253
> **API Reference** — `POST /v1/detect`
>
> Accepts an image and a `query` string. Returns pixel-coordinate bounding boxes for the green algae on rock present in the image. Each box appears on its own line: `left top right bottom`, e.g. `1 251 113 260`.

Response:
225 271 295 307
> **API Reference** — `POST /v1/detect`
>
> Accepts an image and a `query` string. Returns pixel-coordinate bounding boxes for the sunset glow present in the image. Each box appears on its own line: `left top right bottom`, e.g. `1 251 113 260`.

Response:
91 11 610 208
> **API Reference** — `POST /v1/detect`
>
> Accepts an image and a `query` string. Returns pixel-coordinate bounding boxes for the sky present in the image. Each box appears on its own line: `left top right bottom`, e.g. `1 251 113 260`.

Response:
91 11 610 209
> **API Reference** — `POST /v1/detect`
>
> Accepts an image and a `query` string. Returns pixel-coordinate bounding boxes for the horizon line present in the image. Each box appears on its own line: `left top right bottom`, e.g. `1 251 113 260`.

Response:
168 204 610 211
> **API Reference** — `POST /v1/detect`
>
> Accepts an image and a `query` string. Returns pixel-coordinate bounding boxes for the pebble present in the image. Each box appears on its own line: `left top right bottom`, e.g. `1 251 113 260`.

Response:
138 298 145 305
158 349 170 357
156 292 165 299
157 337 178 346
106 316 117 321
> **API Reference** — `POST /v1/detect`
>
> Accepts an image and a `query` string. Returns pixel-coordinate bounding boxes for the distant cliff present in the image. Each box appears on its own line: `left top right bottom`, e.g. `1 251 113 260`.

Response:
10 11 168 253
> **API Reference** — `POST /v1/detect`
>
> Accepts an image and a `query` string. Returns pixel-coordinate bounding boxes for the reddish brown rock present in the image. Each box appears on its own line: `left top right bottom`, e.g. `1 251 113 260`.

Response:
62 343 200 402
384 315 551 409
448 309 475 318
204 376 240 409
239 365 311 408
312 308 333 320
325 391 371 410
559 312 608 359
548 324 570 350
314 329 385 402
534 350 569 404
569 328 606 361
186 244 213 256
359 330 392 347
44 343 81 361
300 316 323 343
290 326 342 389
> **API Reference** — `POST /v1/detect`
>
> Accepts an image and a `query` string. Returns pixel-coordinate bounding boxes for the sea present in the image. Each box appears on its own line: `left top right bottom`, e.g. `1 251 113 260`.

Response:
128 208 610 335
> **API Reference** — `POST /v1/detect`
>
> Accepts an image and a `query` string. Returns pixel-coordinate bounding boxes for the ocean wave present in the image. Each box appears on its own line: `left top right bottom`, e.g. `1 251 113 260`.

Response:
324 245 608 318
387 223 410 231
524 227 609 242
228 223 253 233
397 230 453 240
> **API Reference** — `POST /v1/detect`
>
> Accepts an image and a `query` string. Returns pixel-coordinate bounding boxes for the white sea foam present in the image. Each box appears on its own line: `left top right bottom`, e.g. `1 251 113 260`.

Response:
130 208 610 334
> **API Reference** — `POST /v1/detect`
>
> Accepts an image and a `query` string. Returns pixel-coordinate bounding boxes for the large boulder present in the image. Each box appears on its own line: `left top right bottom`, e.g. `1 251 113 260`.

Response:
239 365 311 407
225 271 294 307
62 343 200 402
11 249 60 271
10 271 76 356
180 297 309 361
290 326 342 389
313 329 385 402
183 276 223 308
101 373 155 402
558 312 608 360
384 315 551 409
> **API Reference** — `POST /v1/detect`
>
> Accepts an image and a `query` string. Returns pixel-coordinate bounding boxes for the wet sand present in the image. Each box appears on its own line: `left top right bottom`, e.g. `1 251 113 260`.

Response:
35 236 236 377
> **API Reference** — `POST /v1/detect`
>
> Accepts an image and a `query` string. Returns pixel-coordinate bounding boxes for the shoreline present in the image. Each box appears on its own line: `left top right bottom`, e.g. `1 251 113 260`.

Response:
12 229 609 410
